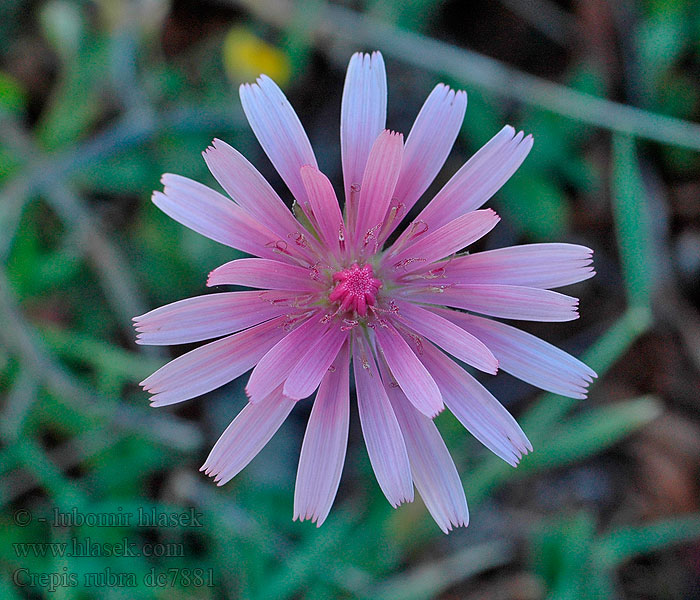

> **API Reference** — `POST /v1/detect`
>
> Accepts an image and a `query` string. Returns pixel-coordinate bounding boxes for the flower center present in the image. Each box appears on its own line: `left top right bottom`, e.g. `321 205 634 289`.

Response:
328 263 382 317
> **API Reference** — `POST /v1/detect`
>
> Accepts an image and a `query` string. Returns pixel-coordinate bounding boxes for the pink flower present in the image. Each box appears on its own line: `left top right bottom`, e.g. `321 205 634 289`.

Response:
134 51 596 532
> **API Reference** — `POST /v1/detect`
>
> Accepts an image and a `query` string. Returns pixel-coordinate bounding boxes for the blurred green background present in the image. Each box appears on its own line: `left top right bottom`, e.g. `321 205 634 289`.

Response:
1 0 700 598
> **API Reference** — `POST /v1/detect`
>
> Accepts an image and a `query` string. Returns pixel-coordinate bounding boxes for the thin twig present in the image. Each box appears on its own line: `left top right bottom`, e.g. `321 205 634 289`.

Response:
499 0 577 46
0 107 244 339
0 268 203 452
228 0 700 151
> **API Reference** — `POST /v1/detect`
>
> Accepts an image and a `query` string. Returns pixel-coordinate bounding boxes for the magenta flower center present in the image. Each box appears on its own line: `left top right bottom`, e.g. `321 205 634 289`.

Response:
328 263 382 317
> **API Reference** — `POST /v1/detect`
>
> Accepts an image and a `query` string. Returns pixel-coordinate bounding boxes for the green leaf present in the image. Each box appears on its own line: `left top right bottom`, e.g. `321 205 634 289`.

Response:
501 172 569 240
35 36 109 151
611 134 654 310
0 71 26 114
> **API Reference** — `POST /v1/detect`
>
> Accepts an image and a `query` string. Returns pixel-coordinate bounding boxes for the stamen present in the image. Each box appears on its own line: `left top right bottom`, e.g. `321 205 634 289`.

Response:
385 218 429 257
308 263 322 281
409 220 428 239
392 257 427 271
361 223 382 254
427 284 454 293
340 319 359 331
288 232 308 248
408 333 424 356
338 223 346 253
361 354 371 372
346 183 361 232
378 200 405 243
265 240 291 255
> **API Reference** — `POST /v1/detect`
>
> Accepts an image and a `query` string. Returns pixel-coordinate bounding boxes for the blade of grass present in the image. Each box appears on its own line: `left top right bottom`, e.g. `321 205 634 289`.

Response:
360 540 514 600
611 134 654 310
516 396 661 475
522 305 652 439
40 325 163 383
469 396 660 499
593 513 700 568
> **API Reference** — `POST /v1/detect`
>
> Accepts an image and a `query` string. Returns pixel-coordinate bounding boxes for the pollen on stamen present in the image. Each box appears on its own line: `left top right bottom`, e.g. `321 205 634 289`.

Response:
289 232 307 247
328 263 382 317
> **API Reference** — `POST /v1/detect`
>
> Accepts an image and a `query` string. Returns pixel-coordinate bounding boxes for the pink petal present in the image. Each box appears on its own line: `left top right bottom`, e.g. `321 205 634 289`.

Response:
153 175 290 261
341 51 387 205
201 386 296 485
134 291 293 345
207 258 321 292
440 243 595 289
420 341 532 466
386 209 500 274
381 84 467 242
379 358 468 533
293 342 350 526
353 334 413 507
405 284 579 322
300 165 345 257
414 125 533 230
438 309 597 398
373 322 443 418
283 326 348 400
202 139 315 254
245 314 328 402
141 316 289 407
239 75 317 210
393 300 498 374
352 130 403 252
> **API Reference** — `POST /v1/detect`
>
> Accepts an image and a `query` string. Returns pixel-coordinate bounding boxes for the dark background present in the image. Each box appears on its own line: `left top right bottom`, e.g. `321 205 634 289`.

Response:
1 0 700 598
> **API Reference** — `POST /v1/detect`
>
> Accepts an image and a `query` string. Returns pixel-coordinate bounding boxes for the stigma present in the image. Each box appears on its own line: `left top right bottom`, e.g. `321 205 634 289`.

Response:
328 263 382 317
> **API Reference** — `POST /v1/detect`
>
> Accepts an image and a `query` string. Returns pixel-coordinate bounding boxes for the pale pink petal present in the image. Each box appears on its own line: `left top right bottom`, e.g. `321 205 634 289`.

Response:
245 314 328 402
413 125 533 231
373 322 443 418
352 130 403 252
439 243 595 289
141 316 289 407
420 341 532 466
353 334 413 507
437 309 597 398
201 386 296 485
202 139 315 254
386 209 500 274
393 300 498 374
207 258 321 292
153 175 291 261
341 51 387 204
239 75 317 210
381 84 467 242
134 291 293 345
294 342 350 525
404 284 579 322
283 326 348 400
379 357 468 532
300 165 345 256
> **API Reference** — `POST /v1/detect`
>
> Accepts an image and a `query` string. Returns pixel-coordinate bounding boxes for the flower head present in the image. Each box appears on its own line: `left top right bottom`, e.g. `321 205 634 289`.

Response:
135 51 596 532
